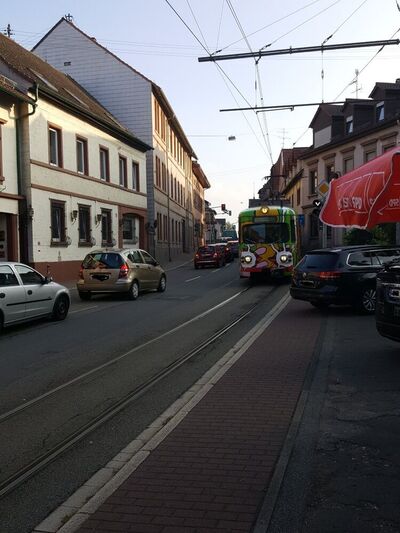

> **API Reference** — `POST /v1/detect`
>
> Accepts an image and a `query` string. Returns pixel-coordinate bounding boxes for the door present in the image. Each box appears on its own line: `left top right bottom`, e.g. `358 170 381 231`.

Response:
14 264 54 319
140 250 160 288
127 249 151 289
0 264 26 325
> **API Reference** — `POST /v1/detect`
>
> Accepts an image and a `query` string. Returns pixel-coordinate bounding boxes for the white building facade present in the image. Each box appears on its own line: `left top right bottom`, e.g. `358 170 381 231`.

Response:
34 17 208 264
0 33 150 280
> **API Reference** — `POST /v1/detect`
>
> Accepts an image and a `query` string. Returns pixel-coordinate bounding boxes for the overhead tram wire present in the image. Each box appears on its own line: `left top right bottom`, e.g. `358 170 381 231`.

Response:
164 0 271 161
334 25 400 101
226 0 274 165
211 0 326 55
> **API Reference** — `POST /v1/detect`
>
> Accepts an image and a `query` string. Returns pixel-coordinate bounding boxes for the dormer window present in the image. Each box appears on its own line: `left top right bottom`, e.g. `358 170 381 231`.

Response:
345 116 353 134
376 102 384 122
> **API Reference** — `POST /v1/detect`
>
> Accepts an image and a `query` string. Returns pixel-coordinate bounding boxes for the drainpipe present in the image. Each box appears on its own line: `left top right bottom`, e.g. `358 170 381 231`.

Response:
16 83 38 263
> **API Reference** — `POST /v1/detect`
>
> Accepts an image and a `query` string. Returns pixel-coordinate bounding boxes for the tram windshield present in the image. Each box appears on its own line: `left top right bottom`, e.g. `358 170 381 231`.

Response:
242 223 290 244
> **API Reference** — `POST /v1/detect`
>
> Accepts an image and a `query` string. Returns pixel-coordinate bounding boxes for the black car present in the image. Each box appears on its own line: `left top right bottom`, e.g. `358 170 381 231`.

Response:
290 245 400 314
376 259 400 341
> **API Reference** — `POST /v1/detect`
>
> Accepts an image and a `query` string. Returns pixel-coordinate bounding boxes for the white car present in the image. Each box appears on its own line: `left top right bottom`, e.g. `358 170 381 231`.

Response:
0 262 70 333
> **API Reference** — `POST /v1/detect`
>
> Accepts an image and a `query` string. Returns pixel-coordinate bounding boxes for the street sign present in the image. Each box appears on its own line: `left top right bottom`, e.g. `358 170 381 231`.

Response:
313 199 322 208
317 180 329 197
298 214 305 226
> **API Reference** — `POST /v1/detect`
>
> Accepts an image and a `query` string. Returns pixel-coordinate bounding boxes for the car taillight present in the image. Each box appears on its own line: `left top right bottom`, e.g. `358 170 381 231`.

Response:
317 271 341 279
213 252 218 258
79 264 84 280
195 253 199 259
119 263 129 278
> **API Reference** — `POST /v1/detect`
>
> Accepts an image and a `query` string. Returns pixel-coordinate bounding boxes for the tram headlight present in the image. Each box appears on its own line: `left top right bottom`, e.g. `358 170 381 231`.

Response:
243 255 252 264
280 253 291 263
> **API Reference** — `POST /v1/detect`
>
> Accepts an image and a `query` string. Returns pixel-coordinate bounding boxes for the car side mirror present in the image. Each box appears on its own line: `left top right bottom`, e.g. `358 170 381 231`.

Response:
42 276 53 284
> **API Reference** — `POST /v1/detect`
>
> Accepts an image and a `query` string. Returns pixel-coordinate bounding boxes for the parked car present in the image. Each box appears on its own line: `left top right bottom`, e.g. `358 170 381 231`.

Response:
227 239 239 258
290 245 400 314
214 242 234 263
77 249 166 300
194 245 226 269
376 258 400 341
0 262 70 333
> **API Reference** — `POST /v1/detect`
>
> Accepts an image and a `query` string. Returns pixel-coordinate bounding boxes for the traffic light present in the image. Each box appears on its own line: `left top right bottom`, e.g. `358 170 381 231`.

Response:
221 203 226 211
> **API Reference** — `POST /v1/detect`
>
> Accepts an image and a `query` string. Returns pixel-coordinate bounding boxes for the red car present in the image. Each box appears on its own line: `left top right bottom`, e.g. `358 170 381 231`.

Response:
194 245 226 269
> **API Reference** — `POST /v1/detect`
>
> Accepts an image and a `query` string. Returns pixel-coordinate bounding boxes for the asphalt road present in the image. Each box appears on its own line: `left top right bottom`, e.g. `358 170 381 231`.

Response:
0 260 289 533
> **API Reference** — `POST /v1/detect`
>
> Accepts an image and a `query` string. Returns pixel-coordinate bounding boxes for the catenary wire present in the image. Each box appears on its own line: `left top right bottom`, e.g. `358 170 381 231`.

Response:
212 0 326 54
164 0 271 160
226 0 274 164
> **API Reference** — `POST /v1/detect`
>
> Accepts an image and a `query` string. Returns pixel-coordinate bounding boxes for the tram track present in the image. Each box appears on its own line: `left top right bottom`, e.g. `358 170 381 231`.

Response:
0 286 270 500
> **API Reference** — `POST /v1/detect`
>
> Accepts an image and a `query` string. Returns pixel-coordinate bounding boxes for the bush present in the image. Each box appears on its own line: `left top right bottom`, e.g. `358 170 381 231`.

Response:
343 223 396 246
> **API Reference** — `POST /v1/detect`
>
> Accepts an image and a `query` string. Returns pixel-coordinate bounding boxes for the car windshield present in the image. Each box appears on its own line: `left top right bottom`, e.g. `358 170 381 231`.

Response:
243 223 290 244
198 247 214 253
83 252 124 269
301 253 338 269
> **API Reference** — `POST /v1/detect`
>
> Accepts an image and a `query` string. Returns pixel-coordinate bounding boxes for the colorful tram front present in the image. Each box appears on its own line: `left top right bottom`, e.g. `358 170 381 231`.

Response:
239 205 298 279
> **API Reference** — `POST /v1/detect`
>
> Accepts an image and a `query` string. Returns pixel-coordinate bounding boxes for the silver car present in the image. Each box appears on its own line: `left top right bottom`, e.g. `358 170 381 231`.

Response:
0 262 70 333
76 248 166 300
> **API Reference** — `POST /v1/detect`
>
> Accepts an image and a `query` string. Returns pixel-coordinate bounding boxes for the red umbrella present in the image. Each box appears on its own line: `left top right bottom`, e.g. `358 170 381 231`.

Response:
320 145 400 229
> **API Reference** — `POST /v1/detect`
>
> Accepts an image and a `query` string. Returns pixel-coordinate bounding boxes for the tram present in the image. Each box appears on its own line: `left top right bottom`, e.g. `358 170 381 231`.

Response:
238 205 299 279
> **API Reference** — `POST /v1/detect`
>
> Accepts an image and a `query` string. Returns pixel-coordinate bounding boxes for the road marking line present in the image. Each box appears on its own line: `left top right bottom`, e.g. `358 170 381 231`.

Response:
70 306 98 314
185 276 201 282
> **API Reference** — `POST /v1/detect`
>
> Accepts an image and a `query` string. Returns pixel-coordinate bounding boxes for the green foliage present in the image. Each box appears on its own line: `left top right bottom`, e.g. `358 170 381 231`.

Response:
343 223 396 246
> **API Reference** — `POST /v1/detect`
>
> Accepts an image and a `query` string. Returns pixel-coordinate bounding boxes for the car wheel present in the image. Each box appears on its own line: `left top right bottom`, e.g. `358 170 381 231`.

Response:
310 301 329 309
78 291 91 301
128 280 139 300
52 295 70 321
194 263 199 270
357 286 376 314
158 275 166 292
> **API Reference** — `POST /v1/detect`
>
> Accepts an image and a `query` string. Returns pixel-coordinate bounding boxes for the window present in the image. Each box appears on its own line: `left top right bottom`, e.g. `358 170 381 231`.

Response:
0 265 19 287
157 212 162 240
119 156 127 187
141 250 157 265
343 158 354 173
242 223 289 244
49 125 62 167
376 102 384 122
50 200 66 242
101 210 112 244
155 156 161 187
345 116 353 134
78 205 91 244
326 163 335 182
161 162 166 191
99 147 110 181
364 150 376 163
15 265 43 285
128 250 143 263
132 161 140 191
122 216 137 242
297 188 301 206
309 169 317 195
76 137 88 175
163 214 168 241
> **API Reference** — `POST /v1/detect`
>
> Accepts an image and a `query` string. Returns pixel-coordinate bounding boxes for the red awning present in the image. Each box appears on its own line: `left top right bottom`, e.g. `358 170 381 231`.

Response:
320 146 400 229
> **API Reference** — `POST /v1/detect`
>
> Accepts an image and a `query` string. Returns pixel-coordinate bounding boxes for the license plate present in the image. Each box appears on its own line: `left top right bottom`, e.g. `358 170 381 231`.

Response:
91 274 110 281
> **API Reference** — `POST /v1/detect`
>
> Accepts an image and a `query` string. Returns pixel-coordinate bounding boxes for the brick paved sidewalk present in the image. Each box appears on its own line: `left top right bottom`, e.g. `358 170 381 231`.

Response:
68 300 323 533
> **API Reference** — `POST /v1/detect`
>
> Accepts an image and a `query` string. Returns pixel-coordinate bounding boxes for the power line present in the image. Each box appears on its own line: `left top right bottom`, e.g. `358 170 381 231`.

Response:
212 0 326 55
164 0 272 161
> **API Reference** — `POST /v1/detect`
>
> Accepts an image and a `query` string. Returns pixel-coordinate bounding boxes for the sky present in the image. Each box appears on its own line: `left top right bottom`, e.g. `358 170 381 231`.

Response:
3 0 400 224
